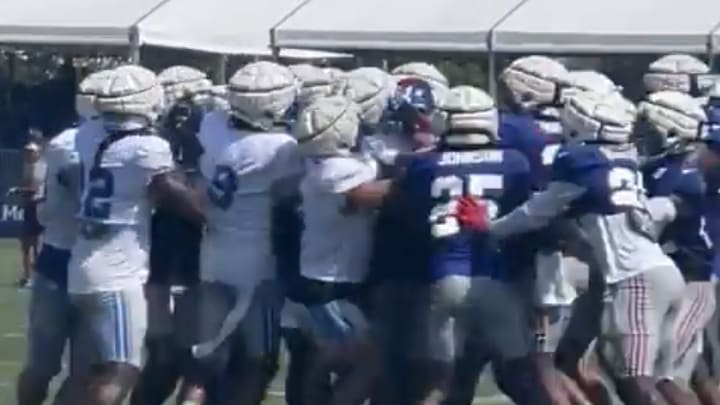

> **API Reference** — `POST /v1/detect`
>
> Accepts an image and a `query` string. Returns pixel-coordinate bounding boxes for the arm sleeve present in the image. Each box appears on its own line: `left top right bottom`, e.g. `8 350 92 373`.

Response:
491 181 586 239
318 157 378 194
37 144 79 225
645 196 678 235
135 136 175 175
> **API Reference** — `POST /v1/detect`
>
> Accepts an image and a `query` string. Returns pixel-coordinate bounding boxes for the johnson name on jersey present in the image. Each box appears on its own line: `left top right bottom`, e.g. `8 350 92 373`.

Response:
399 148 532 280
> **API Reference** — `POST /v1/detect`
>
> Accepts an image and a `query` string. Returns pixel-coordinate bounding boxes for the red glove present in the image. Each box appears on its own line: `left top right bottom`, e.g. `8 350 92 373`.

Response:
455 196 490 232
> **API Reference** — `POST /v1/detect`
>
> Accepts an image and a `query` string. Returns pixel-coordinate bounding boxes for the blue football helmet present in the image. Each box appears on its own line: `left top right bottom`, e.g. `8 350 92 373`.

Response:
386 77 437 135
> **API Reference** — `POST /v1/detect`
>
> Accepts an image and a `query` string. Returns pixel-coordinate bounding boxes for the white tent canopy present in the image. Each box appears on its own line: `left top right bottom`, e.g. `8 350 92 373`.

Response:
274 0 525 52
493 0 720 54
0 0 164 46
136 0 346 58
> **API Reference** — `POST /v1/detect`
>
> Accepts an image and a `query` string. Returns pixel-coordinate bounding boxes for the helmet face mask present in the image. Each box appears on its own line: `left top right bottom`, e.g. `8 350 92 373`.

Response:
636 90 707 157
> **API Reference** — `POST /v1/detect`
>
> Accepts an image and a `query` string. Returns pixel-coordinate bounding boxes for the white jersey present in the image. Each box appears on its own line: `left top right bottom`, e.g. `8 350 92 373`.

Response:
37 123 92 250
200 126 302 288
300 156 378 284
198 110 237 181
69 129 174 293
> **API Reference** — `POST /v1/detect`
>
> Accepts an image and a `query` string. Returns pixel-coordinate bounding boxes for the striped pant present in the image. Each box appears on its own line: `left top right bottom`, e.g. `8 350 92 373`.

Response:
597 265 685 378
672 281 716 382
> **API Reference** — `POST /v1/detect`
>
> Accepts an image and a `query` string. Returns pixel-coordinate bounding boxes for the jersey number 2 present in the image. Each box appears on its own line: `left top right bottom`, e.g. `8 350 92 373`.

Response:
429 174 502 238
207 165 238 210
79 166 114 239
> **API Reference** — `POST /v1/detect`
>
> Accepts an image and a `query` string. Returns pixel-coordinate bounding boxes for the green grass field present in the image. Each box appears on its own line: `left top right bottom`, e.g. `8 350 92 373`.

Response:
0 239 509 405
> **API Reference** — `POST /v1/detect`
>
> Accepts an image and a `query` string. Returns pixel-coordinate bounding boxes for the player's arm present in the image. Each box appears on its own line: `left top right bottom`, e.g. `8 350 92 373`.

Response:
140 137 206 227
36 146 78 224
490 181 585 239
645 196 678 236
150 171 206 227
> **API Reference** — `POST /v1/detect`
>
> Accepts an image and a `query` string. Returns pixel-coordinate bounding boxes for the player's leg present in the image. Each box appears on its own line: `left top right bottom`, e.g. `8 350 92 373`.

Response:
691 357 720 405
464 276 553 405
170 284 204 405
17 270 72 405
302 295 378 405
130 283 179 405
180 281 235 405
597 266 686 405
416 275 471 405
665 281 716 400
67 286 148 405
442 333 489 405
370 280 429 405
227 280 282 405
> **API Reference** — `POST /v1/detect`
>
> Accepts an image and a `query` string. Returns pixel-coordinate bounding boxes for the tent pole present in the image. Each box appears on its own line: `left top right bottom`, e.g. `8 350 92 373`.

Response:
128 26 141 64
487 32 497 97
214 54 227 84
708 36 716 71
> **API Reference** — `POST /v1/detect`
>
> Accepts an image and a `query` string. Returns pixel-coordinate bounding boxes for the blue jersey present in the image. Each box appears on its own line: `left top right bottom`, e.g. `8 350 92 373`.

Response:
499 111 547 190
701 157 720 276
552 144 643 216
397 148 532 280
643 154 713 280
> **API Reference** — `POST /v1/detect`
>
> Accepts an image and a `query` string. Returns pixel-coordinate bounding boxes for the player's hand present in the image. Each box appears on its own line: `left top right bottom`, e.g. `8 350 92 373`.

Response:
455 196 490 232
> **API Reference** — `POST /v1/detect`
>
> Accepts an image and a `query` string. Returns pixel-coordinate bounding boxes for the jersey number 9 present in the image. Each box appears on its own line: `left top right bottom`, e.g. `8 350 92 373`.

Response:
207 165 238 210
429 174 502 238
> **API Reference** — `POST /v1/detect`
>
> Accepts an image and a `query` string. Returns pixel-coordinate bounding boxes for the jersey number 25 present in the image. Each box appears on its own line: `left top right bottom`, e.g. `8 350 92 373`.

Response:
429 174 502 238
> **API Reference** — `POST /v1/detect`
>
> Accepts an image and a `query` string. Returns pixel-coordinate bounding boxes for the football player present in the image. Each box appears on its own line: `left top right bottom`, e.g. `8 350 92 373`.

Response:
282 63 334 405
473 55 581 405
638 91 719 404
457 91 687 405
16 69 112 405
292 95 384 405
190 61 301 405
66 65 205 405
393 85 550 405
362 76 443 405
131 65 211 405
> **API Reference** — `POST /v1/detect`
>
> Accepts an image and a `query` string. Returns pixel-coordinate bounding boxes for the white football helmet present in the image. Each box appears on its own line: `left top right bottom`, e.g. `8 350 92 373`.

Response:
94 65 164 131
441 86 498 146
294 95 362 157
158 65 212 111
500 56 571 109
561 91 636 144
349 67 396 93
564 70 621 98
227 61 298 131
643 54 710 94
76 69 116 121
209 85 230 111
638 91 707 152
392 62 449 104
335 74 391 128
289 64 334 108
